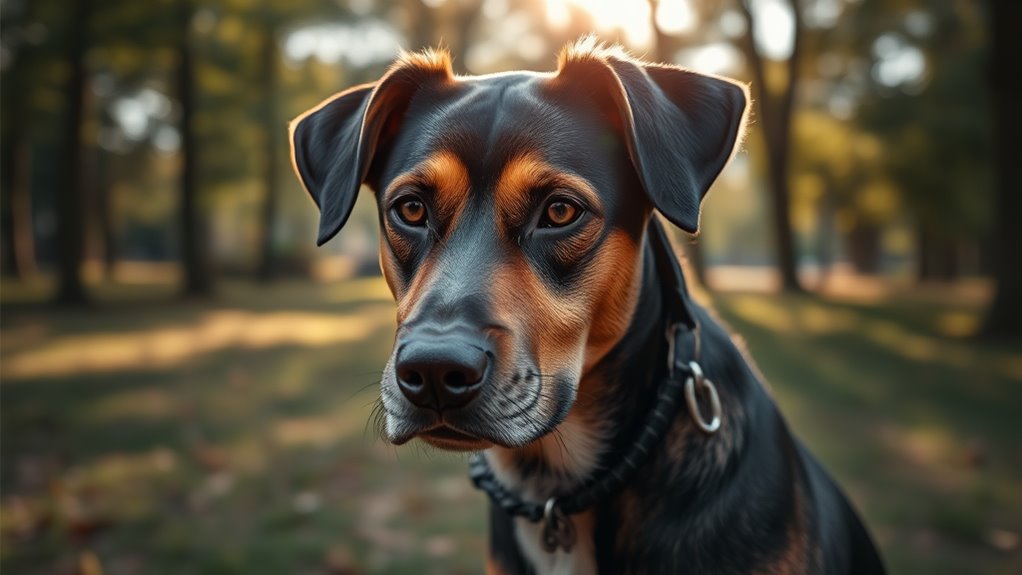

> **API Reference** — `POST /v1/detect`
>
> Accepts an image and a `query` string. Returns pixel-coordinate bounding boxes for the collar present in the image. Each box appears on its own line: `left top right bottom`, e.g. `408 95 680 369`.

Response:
467 218 723 554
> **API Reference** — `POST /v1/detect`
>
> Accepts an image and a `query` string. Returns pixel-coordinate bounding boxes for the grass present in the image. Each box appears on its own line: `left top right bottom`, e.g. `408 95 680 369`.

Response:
2 276 1020 574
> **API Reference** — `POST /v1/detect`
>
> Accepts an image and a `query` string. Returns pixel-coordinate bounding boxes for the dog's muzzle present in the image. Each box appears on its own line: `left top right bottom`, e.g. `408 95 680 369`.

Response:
394 329 491 413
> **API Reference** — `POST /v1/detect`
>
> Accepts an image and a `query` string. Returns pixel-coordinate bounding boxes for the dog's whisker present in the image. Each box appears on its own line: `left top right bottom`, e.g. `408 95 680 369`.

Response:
346 379 383 402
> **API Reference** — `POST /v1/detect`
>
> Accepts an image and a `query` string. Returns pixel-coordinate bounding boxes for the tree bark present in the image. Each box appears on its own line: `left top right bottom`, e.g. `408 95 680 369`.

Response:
2 138 37 279
917 222 961 282
257 25 280 282
178 0 212 297
980 0 1022 337
736 0 804 292
94 148 116 279
2 5 41 280
54 0 91 305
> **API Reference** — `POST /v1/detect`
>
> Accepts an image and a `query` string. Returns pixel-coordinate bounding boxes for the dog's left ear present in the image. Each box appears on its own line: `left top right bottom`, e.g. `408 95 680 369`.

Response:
289 50 453 245
556 43 749 233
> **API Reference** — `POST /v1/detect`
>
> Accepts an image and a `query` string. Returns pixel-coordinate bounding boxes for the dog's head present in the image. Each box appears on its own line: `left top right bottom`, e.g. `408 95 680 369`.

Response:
289 40 747 451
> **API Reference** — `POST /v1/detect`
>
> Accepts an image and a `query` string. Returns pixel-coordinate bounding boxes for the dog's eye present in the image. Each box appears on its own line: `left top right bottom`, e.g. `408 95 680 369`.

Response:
394 198 427 226
539 198 582 228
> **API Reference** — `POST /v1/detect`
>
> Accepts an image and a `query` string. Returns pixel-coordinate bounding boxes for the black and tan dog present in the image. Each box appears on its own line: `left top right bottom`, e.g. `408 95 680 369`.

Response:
289 39 884 575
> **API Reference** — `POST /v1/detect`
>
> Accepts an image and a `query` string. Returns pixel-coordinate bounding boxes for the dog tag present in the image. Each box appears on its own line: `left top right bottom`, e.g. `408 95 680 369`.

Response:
541 498 577 553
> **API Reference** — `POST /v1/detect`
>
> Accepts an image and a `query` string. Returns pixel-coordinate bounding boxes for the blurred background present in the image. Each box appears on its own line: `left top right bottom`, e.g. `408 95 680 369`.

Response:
1 0 1020 573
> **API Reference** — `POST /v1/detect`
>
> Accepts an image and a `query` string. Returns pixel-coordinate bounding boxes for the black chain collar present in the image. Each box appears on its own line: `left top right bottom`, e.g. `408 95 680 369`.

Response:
467 219 723 554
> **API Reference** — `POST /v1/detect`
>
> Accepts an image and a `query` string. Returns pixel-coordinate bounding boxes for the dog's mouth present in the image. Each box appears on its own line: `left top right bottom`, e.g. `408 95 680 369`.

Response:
414 424 493 451
381 368 578 451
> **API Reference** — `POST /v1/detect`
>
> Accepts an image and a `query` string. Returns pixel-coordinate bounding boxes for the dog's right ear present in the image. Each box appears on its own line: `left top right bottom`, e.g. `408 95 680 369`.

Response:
289 50 453 246
554 39 748 234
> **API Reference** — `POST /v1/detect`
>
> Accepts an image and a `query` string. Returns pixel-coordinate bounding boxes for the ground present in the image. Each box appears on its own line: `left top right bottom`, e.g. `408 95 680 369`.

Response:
2 276 1020 574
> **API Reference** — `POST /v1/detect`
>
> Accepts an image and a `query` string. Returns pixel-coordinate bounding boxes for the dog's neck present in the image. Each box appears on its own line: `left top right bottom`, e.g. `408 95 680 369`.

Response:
486 221 710 496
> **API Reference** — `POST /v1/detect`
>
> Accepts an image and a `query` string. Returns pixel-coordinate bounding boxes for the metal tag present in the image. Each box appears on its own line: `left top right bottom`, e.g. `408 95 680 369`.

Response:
541 498 577 553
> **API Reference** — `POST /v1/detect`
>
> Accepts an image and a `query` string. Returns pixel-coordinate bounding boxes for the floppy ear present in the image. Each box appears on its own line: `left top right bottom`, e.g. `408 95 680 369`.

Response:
556 42 749 233
289 51 453 245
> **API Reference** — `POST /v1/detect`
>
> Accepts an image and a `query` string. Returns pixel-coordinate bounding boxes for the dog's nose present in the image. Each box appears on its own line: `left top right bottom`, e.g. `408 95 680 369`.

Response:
395 338 488 411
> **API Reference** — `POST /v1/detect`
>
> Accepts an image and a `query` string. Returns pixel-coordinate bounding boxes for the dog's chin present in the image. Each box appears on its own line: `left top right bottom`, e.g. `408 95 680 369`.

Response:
382 373 578 451
385 416 559 452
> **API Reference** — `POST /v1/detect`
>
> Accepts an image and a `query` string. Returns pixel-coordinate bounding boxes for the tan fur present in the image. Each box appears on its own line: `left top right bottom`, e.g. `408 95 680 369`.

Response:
393 46 453 76
581 229 643 373
384 150 472 232
493 153 601 230
379 151 471 305
485 556 508 575
490 257 587 378
754 483 810 575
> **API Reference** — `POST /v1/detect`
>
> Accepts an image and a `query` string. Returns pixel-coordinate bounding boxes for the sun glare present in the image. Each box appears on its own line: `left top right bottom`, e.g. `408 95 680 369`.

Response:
545 0 795 65
752 0 794 60
655 0 695 35
546 0 654 48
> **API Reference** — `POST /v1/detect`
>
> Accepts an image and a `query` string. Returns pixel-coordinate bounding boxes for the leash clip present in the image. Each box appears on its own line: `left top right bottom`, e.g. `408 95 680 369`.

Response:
541 497 576 554
684 361 721 434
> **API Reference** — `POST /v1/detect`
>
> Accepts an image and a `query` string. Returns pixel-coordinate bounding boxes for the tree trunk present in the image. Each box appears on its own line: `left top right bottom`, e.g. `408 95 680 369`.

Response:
765 147 801 289
54 0 91 305
737 0 804 292
2 138 37 279
257 26 279 282
2 9 40 281
917 223 959 282
178 0 212 297
94 148 116 279
980 0 1022 337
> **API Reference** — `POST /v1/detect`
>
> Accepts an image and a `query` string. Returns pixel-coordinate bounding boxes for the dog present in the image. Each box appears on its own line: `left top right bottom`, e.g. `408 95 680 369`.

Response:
288 39 885 575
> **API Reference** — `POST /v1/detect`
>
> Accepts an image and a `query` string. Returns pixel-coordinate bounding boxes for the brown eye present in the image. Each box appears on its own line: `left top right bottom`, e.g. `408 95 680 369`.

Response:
540 199 582 228
395 198 427 226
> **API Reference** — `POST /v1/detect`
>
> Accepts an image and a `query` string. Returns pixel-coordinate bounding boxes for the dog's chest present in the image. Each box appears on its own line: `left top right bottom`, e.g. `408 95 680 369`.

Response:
486 412 605 575
514 511 596 575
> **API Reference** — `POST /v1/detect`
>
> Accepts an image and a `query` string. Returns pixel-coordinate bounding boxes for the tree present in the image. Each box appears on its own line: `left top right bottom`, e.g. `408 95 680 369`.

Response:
0 0 43 280
735 0 804 291
53 0 92 305
980 0 1022 338
177 0 212 297
92 146 117 278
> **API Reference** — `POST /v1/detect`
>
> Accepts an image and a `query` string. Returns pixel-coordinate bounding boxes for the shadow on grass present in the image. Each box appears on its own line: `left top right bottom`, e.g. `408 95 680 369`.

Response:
2 280 486 575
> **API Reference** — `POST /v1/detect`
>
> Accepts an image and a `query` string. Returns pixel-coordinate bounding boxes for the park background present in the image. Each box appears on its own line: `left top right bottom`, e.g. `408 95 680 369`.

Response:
2 0 1020 573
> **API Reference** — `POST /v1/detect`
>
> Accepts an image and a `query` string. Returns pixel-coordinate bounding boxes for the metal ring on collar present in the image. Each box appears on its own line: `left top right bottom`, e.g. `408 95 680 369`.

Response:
685 361 721 434
541 497 577 553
